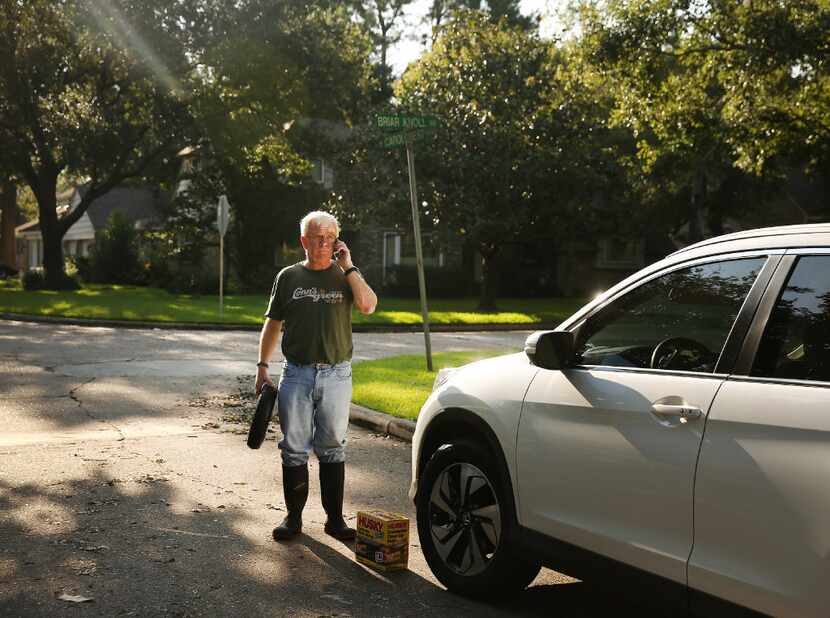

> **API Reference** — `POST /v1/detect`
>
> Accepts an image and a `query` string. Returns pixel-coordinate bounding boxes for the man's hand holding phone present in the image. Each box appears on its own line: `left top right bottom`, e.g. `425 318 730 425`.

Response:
333 238 352 270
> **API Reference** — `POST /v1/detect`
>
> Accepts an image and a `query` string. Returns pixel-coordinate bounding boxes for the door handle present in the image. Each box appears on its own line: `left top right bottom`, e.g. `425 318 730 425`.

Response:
651 403 702 423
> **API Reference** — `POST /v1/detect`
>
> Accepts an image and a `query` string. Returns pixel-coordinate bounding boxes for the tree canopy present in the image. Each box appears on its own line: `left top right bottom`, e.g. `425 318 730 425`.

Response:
0 0 197 286
5 0 828 297
331 11 600 308
578 0 830 237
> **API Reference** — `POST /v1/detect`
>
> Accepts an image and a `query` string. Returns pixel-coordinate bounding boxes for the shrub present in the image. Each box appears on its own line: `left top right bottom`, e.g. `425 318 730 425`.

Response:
81 212 144 284
383 265 473 297
142 243 174 290
21 268 80 291
238 263 279 295
21 268 45 290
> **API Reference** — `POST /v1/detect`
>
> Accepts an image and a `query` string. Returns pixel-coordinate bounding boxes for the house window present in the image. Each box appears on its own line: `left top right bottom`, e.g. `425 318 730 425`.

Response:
383 232 443 282
383 233 400 272
311 159 335 189
596 237 644 270
29 239 42 268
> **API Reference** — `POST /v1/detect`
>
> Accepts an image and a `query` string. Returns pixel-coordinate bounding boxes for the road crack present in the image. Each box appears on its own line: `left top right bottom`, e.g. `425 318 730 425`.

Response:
69 377 127 442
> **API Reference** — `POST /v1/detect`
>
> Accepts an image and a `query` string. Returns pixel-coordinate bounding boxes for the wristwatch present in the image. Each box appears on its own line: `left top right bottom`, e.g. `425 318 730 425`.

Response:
343 266 360 278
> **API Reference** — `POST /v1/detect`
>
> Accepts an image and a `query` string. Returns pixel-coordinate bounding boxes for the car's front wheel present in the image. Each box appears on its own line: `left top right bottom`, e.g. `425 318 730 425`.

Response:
417 439 541 599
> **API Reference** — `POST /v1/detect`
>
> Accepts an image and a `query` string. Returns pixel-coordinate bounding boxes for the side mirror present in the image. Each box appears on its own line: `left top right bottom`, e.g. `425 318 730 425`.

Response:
524 330 575 370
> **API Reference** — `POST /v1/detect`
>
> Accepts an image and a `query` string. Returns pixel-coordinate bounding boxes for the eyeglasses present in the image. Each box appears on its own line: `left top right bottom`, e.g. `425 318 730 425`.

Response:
308 235 336 246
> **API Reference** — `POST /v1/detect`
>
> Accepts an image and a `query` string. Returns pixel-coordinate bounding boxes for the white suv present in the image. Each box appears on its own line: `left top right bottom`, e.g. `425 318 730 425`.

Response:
409 224 830 617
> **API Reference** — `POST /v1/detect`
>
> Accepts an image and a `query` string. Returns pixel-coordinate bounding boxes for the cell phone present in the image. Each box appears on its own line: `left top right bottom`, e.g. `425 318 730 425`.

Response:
333 237 342 260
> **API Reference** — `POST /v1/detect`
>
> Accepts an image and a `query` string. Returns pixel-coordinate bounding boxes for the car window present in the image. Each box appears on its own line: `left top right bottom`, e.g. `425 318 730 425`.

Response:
573 257 766 373
752 256 830 383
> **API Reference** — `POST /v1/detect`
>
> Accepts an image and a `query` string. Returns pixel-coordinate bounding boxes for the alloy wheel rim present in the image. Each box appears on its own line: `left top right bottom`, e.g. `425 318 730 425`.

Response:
428 462 501 576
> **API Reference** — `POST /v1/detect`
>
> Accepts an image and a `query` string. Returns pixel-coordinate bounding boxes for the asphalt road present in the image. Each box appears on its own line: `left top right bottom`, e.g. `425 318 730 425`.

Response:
0 320 648 617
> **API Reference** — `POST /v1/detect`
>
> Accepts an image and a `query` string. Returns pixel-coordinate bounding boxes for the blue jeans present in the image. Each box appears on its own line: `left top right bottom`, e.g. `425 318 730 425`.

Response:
277 360 352 466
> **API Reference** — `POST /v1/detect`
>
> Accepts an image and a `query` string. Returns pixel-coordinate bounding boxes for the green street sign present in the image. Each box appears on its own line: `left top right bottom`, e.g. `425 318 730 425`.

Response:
376 114 402 131
376 114 439 132
383 133 407 148
383 131 432 148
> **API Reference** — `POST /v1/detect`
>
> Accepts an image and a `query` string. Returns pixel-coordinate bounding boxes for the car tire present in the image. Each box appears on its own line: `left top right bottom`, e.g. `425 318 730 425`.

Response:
417 439 541 599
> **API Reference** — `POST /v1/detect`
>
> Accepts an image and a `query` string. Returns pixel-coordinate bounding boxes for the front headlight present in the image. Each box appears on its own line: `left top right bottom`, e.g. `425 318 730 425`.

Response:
432 367 457 391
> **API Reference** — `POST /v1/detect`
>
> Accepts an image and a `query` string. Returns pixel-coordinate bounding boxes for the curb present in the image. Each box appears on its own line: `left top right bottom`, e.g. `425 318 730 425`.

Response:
349 403 416 443
0 313 261 331
0 312 557 333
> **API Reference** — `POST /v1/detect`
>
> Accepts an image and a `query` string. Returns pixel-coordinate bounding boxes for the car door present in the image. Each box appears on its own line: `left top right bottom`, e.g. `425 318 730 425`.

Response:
689 252 830 618
517 254 774 586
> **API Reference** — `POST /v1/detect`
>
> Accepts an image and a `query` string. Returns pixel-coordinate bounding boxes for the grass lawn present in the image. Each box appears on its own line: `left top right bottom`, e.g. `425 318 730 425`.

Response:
0 280 584 326
352 350 509 421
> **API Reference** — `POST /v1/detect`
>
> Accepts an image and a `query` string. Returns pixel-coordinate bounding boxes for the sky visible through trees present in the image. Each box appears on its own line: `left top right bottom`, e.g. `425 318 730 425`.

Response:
388 0 560 72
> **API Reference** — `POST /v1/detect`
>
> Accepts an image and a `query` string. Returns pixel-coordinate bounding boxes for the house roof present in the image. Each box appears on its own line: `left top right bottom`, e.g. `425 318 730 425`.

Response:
17 185 168 234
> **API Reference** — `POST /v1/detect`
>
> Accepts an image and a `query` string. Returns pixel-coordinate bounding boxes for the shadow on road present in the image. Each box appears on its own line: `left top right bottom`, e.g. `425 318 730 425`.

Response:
0 464 655 618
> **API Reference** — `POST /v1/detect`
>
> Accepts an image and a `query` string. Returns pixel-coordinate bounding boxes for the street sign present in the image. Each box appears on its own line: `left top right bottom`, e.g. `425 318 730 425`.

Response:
373 113 439 369
217 194 230 237
376 114 439 132
383 133 407 148
383 131 430 148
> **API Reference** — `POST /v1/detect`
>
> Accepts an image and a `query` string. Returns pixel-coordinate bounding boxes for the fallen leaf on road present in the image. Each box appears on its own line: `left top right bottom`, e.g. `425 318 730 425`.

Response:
59 593 93 603
135 474 169 484
76 566 97 576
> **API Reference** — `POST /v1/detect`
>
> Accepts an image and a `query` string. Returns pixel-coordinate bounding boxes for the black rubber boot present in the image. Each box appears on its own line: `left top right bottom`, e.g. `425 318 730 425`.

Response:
272 464 308 541
319 462 355 540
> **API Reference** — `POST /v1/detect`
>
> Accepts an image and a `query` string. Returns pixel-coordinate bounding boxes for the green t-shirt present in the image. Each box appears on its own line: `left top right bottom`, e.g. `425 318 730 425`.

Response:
264 262 354 365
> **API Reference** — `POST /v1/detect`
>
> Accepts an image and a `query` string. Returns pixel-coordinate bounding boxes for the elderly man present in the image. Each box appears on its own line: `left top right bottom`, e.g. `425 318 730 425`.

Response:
255 211 377 541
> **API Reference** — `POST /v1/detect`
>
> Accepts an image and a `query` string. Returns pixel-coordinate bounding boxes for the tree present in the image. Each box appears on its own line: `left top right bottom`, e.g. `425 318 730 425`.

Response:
331 11 634 306
375 12 562 309
424 0 538 41
577 0 830 238
0 179 16 270
578 1 736 241
349 0 415 101
0 0 196 287
170 2 375 292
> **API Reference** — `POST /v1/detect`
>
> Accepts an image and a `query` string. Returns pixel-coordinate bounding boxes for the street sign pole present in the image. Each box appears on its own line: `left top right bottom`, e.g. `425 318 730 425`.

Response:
219 234 224 317
374 112 439 371
217 195 230 318
404 135 433 371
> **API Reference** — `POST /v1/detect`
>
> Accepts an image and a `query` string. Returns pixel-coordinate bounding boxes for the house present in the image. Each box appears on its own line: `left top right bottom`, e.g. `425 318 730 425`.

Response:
15 185 167 270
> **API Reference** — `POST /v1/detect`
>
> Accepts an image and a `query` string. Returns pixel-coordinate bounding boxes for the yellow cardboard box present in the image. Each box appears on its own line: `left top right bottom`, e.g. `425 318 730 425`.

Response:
355 510 409 572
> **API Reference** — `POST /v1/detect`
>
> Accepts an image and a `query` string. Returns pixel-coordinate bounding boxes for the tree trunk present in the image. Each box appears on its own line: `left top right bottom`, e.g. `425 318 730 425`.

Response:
32 173 66 287
477 241 499 311
688 170 707 243
0 180 17 270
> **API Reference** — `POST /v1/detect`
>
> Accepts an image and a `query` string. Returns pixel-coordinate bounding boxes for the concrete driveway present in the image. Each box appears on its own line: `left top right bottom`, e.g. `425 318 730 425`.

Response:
0 320 642 617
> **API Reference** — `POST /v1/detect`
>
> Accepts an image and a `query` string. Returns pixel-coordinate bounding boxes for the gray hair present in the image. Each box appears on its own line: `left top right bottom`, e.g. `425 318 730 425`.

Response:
300 211 340 237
